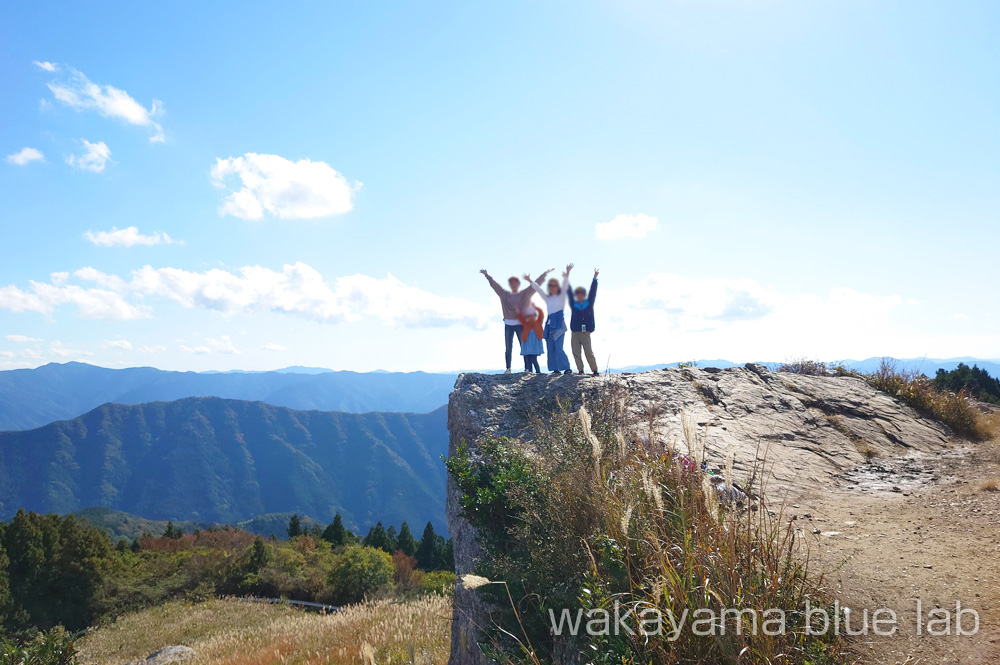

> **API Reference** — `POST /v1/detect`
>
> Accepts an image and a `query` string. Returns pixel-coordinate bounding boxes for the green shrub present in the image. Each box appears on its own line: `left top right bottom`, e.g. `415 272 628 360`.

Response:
0 628 78 665
419 570 455 595
447 388 840 665
327 545 394 605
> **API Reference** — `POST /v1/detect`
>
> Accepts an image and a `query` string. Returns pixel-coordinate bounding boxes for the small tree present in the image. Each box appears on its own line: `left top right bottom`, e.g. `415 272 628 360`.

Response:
363 522 389 552
396 521 417 557
327 545 393 605
323 513 347 547
415 522 437 570
287 514 302 539
385 525 398 553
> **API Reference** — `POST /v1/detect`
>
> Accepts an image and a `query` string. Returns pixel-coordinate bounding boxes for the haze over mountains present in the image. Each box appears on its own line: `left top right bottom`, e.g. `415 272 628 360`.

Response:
0 362 458 431
0 397 448 531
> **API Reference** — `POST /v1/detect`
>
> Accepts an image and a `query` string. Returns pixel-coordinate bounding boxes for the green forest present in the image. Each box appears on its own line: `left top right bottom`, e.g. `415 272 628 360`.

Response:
934 363 1000 404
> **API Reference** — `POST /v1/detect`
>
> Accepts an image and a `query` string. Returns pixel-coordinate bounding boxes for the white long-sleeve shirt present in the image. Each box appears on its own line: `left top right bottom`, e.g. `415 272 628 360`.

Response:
530 277 569 318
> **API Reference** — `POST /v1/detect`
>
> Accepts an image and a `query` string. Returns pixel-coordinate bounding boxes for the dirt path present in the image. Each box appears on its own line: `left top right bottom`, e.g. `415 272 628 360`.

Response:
783 442 1000 663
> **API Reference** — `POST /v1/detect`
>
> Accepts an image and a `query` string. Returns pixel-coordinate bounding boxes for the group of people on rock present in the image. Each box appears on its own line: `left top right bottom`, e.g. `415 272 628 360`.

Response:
480 264 600 375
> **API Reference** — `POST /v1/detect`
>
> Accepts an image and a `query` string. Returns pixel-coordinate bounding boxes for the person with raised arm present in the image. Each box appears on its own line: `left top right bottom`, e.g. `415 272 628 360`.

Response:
567 268 600 376
526 263 573 375
480 268 552 374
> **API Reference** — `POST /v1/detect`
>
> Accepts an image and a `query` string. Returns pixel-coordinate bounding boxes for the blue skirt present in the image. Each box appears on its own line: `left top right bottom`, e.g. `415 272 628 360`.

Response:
520 329 544 356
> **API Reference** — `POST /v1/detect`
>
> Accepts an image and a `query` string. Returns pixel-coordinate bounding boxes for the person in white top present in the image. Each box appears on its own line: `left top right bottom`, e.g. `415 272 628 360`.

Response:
525 263 574 375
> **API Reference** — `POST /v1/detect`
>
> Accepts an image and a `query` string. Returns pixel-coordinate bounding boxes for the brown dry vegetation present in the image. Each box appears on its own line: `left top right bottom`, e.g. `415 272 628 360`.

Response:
76 596 451 665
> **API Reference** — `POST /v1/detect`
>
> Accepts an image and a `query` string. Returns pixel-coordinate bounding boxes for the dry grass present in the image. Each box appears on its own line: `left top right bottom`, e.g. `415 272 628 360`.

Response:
980 478 1000 492
448 381 842 664
865 358 993 441
76 596 451 665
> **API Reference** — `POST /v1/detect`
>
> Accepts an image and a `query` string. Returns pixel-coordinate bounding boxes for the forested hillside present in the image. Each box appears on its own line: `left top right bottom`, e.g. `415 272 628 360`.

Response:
0 397 448 530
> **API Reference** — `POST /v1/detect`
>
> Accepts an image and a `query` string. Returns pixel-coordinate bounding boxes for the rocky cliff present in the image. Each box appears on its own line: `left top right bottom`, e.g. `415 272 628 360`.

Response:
445 365 957 665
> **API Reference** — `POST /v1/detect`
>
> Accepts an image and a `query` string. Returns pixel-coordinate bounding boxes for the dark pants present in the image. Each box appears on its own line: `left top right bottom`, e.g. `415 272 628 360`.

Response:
504 324 523 369
524 355 540 373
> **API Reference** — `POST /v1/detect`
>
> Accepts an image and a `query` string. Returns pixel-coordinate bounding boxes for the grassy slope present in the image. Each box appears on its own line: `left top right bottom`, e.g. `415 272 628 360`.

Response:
76 597 451 665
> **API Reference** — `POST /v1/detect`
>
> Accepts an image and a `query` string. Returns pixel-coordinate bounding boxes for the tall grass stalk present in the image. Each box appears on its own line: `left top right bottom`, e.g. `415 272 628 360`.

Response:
447 381 840 665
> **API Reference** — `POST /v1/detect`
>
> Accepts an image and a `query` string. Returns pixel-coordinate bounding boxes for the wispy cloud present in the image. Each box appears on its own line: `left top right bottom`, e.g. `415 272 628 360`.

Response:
595 213 659 240
85 226 175 247
6 147 45 165
5 334 43 343
260 343 287 351
102 339 133 351
49 340 93 358
66 139 111 172
211 153 360 220
0 270 149 321
32 60 58 72
45 65 164 142
0 263 490 328
181 335 240 355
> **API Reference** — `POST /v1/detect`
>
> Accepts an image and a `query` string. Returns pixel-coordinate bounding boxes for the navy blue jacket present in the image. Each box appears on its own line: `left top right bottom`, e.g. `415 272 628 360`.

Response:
567 279 598 332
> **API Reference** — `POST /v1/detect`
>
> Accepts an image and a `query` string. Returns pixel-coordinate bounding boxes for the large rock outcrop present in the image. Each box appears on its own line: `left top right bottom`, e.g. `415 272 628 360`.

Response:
446 365 957 665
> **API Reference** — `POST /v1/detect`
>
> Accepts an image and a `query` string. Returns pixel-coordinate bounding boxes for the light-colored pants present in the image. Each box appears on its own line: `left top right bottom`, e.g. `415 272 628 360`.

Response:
571 331 598 373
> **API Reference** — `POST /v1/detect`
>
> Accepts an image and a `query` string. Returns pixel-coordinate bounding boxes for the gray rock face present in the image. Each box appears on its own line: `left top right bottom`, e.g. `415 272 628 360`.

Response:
125 645 196 665
446 366 955 665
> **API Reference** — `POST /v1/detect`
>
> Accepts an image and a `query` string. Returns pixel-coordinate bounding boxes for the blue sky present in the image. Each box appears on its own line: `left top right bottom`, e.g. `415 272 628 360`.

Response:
1 0 997 372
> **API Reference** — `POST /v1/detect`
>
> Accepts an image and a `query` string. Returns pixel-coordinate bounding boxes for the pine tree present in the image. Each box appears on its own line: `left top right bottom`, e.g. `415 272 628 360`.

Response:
363 522 389 552
323 513 347 546
415 522 438 570
163 521 177 539
385 525 398 553
396 521 417 557
248 536 271 570
287 514 302 539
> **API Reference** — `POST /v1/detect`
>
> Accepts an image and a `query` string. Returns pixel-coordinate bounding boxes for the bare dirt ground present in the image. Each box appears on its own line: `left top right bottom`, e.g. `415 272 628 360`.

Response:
782 441 1000 664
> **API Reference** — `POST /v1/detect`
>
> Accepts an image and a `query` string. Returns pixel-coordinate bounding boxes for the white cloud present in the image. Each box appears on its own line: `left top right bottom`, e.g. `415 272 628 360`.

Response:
136 344 166 353
6 147 45 165
595 213 659 240
5 334 43 343
66 139 111 172
32 60 58 72
102 339 133 351
49 341 93 358
597 274 912 364
210 153 359 220
260 343 287 351
2 262 492 328
46 66 164 142
85 226 175 247
181 335 240 355
953 313 970 320
0 351 14 358
0 277 148 320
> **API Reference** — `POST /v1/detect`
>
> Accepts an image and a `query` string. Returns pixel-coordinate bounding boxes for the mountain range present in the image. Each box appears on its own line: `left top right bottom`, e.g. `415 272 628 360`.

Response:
0 362 458 431
4 358 996 432
0 397 448 532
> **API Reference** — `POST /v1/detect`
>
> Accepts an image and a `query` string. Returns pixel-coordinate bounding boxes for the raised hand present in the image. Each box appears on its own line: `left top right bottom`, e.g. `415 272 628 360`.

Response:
480 269 488 277
523 273 532 282
594 268 600 279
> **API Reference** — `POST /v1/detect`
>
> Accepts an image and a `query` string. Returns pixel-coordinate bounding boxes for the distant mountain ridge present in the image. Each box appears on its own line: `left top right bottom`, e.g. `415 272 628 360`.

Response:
0 362 458 430
71 506 326 541
0 397 448 531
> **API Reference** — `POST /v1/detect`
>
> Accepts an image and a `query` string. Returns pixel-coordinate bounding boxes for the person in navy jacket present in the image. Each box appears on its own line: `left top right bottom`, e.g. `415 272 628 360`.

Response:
567 268 600 376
